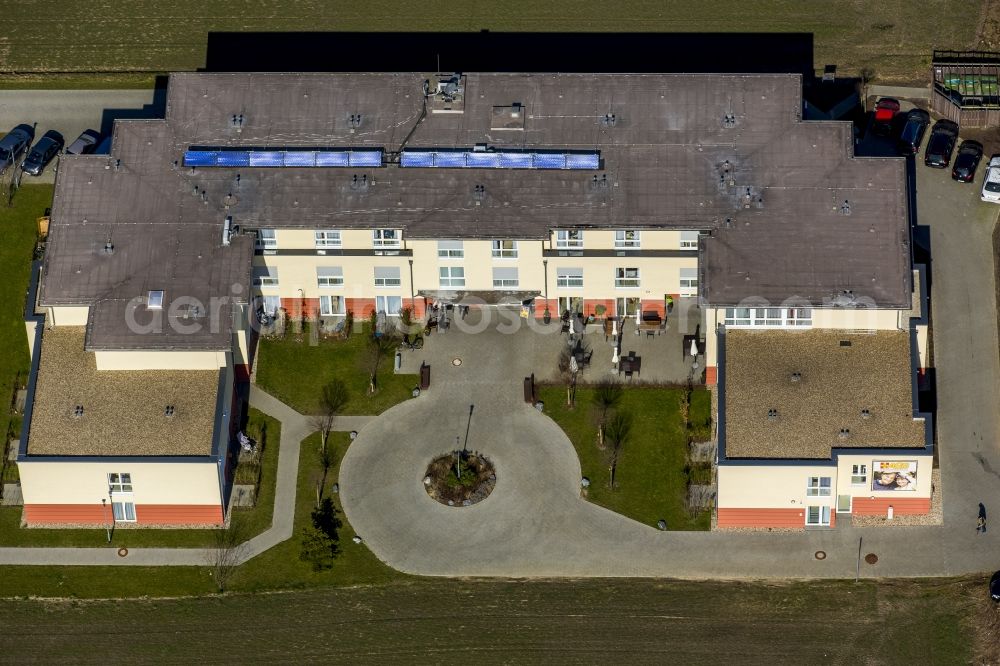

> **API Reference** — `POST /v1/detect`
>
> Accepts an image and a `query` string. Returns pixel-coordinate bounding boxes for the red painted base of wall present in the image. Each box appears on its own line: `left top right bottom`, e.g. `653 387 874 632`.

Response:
705 366 718 385
716 507 805 528
281 297 320 321
23 504 225 526
345 297 376 318
851 497 931 516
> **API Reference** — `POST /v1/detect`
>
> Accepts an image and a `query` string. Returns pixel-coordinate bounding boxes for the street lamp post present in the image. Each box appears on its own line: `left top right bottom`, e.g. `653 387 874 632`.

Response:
101 498 111 543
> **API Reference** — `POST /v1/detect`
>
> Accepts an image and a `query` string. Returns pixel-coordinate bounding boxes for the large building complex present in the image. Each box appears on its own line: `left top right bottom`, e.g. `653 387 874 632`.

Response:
17 71 931 529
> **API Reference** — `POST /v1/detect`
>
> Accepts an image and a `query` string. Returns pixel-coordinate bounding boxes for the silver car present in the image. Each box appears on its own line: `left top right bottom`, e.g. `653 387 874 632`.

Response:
981 155 1000 204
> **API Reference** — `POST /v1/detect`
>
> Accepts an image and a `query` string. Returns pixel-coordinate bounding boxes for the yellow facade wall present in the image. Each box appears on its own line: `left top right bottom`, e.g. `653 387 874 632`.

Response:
48 306 89 326
835 452 932 499
94 349 227 371
717 464 836 510
17 460 222 506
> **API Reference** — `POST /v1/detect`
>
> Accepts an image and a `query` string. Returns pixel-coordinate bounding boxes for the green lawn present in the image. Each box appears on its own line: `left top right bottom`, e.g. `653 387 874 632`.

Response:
539 384 711 530
0 431 402 598
0 409 280 547
0 1 982 84
255 326 418 415
228 432 405 591
0 185 49 487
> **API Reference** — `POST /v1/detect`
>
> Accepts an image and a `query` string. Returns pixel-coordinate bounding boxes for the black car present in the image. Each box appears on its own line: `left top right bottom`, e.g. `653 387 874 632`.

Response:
21 130 64 177
924 120 959 168
0 124 35 172
897 109 930 155
952 140 984 183
991 571 1000 602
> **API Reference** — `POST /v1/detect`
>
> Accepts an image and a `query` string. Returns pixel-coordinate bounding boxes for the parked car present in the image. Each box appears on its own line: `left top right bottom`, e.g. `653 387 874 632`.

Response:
924 120 960 168
981 155 1000 203
0 124 35 172
991 571 1000 602
872 97 900 135
897 108 930 155
952 140 984 183
65 129 101 156
21 130 64 176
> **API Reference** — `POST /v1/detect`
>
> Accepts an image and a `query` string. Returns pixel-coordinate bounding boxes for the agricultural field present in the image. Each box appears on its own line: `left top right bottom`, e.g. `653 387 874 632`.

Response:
0 577 989 663
0 1 986 84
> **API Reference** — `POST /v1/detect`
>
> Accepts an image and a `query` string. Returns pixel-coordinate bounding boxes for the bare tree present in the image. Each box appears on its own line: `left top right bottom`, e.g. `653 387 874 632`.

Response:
591 381 623 448
211 512 250 592
605 411 633 489
367 332 400 394
310 378 349 489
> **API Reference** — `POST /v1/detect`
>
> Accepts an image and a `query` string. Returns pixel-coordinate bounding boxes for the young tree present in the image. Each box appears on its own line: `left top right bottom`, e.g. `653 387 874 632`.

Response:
299 497 343 571
310 379 349 489
367 332 400 394
212 512 250 592
605 411 633 489
592 381 623 448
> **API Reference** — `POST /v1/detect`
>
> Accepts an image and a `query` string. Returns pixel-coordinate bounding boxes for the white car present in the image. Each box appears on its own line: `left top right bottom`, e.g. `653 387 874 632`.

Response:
982 156 1000 203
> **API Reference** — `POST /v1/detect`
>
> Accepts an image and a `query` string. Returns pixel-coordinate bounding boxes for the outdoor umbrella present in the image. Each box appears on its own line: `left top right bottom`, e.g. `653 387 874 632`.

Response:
690 337 699 357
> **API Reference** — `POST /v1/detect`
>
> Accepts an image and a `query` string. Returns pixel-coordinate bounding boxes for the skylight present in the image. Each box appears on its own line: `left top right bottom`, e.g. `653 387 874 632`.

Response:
147 290 164 310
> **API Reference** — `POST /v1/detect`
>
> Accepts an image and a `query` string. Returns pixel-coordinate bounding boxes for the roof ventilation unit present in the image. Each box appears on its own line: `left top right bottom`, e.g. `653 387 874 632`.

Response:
222 216 232 246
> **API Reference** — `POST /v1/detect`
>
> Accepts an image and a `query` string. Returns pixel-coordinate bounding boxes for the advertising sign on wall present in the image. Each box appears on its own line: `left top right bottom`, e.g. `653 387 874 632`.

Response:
871 460 917 492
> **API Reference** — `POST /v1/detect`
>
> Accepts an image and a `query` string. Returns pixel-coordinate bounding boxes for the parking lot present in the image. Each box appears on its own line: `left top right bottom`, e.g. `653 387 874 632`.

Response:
0 89 162 184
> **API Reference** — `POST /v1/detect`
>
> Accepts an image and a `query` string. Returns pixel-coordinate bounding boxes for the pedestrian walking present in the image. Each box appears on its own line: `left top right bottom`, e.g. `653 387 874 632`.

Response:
977 503 987 534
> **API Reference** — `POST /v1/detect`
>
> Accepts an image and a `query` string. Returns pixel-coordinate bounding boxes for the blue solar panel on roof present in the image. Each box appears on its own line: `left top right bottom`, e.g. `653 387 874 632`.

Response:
349 150 383 167
315 151 350 167
498 152 533 168
183 150 218 167
215 151 250 167
533 153 566 169
275 151 310 167
565 153 601 169
400 151 434 167
466 152 501 168
434 151 466 168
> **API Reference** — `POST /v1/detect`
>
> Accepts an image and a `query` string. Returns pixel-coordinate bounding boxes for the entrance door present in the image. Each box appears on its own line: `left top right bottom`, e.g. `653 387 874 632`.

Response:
557 296 583 318
615 297 640 318
805 505 831 526
836 494 852 513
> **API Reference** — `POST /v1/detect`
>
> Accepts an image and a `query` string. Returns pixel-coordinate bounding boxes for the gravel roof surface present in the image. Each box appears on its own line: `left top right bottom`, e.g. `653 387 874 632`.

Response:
724 329 926 459
27 327 220 456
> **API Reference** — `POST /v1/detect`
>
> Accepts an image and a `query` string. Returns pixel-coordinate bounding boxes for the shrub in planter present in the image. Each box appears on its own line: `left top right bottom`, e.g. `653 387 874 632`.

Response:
594 304 607 319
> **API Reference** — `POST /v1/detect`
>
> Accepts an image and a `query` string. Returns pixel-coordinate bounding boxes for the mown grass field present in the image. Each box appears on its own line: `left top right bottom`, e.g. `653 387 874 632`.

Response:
0 576 985 663
0 1 985 84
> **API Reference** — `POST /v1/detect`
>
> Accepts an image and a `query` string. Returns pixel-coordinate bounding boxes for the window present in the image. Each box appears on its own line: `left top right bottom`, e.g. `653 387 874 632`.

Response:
806 476 832 497
314 230 342 249
252 266 279 287
679 267 698 297
851 464 868 485
492 267 519 288
316 266 344 288
555 230 584 249
614 229 641 249
723 307 813 328
556 267 584 289
256 228 277 250
108 472 133 493
680 230 700 249
615 267 640 288
259 295 280 316
439 266 466 287
375 295 402 315
374 266 401 288
319 295 343 316
491 240 518 258
372 229 401 248
112 501 136 522
787 308 813 326
437 240 464 259
147 290 164 310
805 505 831 526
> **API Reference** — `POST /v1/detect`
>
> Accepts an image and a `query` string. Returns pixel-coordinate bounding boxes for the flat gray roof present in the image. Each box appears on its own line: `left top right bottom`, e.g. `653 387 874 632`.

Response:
42 72 912 349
